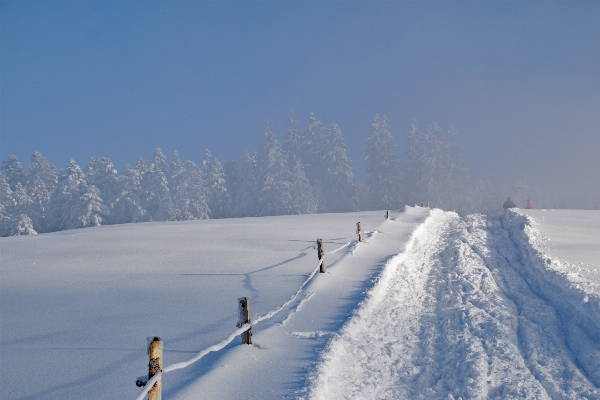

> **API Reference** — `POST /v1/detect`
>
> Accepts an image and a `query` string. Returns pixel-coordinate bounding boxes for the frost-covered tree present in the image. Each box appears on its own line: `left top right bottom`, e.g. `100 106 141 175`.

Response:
404 121 474 214
321 123 360 212
202 149 231 218
1 155 26 190
26 152 58 231
365 114 403 210
301 113 326 182
223 161 240 215
0 174 14 236
112 164 146 224
290 158 318 214
283 111 302 164
9 213 36 236
141 162 172 221
85 156 119 218
11 182 38 234
47 159 107 231
235 149 259 217
256 123 293 216
170 160 210 220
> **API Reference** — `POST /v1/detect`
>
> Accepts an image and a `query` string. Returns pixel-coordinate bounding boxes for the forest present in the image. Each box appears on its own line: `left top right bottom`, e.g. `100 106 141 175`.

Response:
0 113 499 236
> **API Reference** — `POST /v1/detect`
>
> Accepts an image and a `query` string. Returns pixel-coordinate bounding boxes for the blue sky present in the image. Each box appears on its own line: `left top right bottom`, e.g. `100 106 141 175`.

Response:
1 1 599 203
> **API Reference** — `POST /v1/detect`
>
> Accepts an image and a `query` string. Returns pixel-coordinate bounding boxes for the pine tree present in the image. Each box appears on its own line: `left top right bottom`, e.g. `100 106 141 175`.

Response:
404 121 474 214
0 174 14 236
85 156 119 219
10 214 37 236
202 149 231 218
283 111 302 164
321 123 360 212
1 155 26 190
141 163 172 221
235 149 259 217
170 160 210 220
26 152 58 232
256 122 293 216
47 159 107 231
112 164 146 224
365 114 403 210
290 158 318 214
11 182 37 234
223 161 240 216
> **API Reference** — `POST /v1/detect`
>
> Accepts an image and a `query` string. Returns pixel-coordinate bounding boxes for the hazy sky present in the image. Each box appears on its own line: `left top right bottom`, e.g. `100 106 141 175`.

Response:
1 1 599 205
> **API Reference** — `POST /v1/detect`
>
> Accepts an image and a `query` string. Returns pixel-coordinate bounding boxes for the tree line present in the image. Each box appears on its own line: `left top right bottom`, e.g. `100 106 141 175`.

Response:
0 113 497 236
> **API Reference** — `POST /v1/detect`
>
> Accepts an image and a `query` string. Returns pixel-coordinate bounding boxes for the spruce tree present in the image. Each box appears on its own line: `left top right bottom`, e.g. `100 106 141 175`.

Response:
202 149 231 218
1 155 26 190
256 123 293 216
365 115 402 210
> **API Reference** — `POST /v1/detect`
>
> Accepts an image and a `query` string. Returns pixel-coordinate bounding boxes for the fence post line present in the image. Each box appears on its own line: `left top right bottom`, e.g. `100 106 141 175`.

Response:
238 297 252 344
317 238 326 273
148 337 163 400
356 222 362 242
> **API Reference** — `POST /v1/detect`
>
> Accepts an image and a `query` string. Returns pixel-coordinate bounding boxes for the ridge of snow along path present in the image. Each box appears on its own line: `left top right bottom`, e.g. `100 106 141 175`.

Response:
307 210 600 399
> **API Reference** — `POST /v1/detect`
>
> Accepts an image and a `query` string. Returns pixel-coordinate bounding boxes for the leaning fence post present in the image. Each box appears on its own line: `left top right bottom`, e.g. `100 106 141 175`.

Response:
356 222 362 242
148 337 163 400
317 238 326 273
238 297 252 345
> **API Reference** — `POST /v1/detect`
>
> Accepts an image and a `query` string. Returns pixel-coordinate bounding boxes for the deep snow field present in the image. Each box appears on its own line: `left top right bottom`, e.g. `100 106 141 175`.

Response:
1 207 599 399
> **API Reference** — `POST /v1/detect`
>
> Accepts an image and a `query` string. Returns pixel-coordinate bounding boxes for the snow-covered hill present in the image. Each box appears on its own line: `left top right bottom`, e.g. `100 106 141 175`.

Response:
1 207 599 399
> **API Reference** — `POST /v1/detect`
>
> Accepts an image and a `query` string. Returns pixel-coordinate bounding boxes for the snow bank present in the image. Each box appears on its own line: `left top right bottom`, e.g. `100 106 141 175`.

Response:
503 210 600 386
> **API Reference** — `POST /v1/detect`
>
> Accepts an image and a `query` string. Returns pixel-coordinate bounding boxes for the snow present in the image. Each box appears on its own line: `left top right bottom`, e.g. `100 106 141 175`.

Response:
2 207 600 399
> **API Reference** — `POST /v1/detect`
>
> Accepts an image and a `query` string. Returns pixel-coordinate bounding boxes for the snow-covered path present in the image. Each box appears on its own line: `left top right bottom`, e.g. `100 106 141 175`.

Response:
308 211 600 399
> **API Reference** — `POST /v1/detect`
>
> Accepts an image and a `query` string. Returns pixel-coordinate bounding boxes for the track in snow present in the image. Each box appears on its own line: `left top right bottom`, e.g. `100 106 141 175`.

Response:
307 211 600 399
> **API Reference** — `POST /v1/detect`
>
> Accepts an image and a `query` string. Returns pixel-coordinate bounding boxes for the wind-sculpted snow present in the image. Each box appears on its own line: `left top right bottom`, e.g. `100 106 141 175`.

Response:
308 211 600 399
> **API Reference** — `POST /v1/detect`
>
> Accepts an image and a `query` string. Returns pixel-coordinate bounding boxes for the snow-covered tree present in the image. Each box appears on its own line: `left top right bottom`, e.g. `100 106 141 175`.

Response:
141 162 172 221
85 156 119 218
1 155 26 190
112 164 146 224
235 149 259 217
202 149 231 218
321 123 360 212
256 123 293 216
223 161 240 215
301 113 327 182
9 214 36 236
283 111 302 164
404 121 474 214
26 152 58 231
170 160 210 220
365 114 403 210
0 174 14 236
47 159 107 231
11 182 38 234
290 158 318 214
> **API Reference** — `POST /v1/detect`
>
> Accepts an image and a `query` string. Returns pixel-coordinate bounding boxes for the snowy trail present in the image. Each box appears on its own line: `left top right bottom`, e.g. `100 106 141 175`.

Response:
308 211 600 399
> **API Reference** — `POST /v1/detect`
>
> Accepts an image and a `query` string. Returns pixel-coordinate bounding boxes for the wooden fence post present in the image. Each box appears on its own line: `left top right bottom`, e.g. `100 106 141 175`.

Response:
356 222 362 242
386 209 390 219
238 297 252 345
148 337 163 400
317 238 325 273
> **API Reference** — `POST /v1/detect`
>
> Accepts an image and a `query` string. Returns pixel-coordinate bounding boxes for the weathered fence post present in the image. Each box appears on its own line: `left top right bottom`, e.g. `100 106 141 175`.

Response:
386 209 390 219
148 337 163 400
356 222 362 242
238 297 252 345
317 238 326 273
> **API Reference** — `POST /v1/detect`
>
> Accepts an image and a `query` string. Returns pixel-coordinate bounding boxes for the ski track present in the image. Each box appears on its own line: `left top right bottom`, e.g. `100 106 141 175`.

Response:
307 211 600 399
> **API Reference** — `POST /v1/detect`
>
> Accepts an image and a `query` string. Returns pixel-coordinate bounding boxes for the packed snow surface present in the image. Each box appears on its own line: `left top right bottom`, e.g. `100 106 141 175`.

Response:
2 207 600 399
